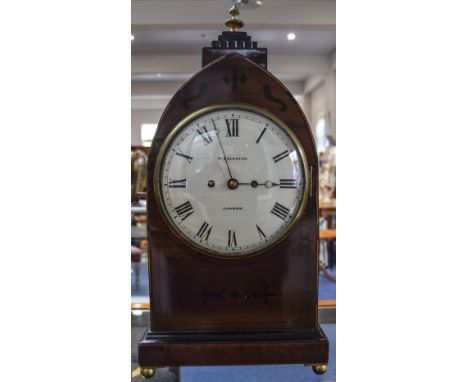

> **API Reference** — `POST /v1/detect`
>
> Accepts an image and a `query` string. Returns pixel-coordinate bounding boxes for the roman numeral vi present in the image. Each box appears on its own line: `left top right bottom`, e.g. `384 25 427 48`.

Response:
228 230 237 246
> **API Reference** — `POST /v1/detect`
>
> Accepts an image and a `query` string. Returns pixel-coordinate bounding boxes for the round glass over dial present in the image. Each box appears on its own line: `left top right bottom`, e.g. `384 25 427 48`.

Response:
155 104 309 258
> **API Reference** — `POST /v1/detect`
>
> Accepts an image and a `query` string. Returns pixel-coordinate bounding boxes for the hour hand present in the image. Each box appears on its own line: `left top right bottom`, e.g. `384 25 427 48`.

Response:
212 119 234 181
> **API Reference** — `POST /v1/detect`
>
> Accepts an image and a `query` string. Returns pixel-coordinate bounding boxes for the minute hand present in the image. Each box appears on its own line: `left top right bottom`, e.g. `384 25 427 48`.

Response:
212 119 233 179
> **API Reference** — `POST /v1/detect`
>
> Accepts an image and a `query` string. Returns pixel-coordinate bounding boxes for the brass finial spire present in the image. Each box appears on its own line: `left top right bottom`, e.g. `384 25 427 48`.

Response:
225 5 244 32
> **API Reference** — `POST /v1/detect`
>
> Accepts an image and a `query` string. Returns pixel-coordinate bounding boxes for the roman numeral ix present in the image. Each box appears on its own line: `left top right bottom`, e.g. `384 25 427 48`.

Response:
174 201 194 221
168 179 186 188
196 126 213 146
196 222 212 241
271 202 290 220
279 179 297 189
228 230 237 247
225 119 239 137
272 150 289 163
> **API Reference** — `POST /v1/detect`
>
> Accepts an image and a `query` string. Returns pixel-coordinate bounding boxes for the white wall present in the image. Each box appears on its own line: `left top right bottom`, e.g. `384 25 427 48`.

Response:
131 81 307 147
131 73 335 146
131 109 164 146
308 68 336 141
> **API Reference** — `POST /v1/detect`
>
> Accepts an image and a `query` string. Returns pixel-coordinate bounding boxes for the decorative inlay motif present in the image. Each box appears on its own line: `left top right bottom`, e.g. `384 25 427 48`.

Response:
223 70 246 90
263 85 287 111
182 83 207 109
245 286 275 304
197 287 226 305
197 285 275 305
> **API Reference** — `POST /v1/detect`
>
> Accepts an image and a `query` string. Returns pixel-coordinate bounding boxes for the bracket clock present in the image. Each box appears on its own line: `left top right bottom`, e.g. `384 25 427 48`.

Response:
138 6 328 377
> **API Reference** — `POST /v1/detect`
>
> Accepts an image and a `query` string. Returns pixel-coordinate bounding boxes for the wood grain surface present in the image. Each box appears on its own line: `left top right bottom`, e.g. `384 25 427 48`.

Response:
140 51 328 367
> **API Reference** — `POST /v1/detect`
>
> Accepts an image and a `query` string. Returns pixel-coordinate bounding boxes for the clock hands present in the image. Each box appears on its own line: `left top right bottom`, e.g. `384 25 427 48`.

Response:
212 119 239 190
206 179 280 189
238 180 279 188
208 120 283 191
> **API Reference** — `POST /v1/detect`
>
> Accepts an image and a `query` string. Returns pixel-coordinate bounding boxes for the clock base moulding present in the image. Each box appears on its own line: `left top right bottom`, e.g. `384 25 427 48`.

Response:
138 327 328 369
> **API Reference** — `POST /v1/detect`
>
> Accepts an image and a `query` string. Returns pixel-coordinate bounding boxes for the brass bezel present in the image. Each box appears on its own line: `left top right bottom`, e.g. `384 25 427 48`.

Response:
153 103 310 259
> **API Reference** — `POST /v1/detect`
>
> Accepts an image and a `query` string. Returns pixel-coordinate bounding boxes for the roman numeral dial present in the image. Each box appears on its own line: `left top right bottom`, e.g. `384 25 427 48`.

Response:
196 222 213 241
175 148 193 163
196 126 213 146
225 119 239 137
280 179 297 189
159 107 307 257
228 230 237 247
168 179 186 188
273 150 289 163
256 127 266 144
271 202 290 220
174 201 194 221
256 225 267 240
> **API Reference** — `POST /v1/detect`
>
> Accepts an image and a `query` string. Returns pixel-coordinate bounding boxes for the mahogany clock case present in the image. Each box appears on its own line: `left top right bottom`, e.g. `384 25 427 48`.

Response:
139 53 328 367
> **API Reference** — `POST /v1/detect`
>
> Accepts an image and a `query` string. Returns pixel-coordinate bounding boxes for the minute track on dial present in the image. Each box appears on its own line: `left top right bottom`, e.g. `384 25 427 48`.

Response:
155 104 309 257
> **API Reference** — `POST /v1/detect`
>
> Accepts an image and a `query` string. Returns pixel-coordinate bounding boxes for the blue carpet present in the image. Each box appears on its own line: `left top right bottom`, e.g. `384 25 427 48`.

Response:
180 324 336 382
131 261 150 297
318 267 336 300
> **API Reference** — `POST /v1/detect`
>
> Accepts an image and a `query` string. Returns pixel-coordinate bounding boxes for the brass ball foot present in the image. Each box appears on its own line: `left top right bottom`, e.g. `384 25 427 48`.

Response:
140 367 156 379
312 364 328 375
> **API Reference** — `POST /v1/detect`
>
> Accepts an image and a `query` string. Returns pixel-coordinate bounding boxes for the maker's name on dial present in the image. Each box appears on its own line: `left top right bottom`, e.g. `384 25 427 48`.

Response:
217 156 247 161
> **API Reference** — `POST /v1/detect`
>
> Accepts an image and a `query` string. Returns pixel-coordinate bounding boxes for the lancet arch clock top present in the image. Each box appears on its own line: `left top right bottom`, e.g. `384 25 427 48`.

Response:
138 6 328 377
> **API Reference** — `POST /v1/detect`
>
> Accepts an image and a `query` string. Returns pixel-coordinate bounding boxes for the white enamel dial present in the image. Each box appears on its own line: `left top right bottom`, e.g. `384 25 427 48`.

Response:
156 105 308 257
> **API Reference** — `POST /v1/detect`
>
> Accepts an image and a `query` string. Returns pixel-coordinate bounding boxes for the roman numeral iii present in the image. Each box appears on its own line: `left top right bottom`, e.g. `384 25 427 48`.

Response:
196 126 213 146
228 230 237 246
272 150 289 163
271 202 290 220
168 179 187 188
225 119 239 137
174 201 194 221
196 222 212 241
279 179 297 189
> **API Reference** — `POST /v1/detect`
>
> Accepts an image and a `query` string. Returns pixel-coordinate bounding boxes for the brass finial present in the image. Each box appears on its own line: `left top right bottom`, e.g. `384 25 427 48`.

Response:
225 5 244 32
